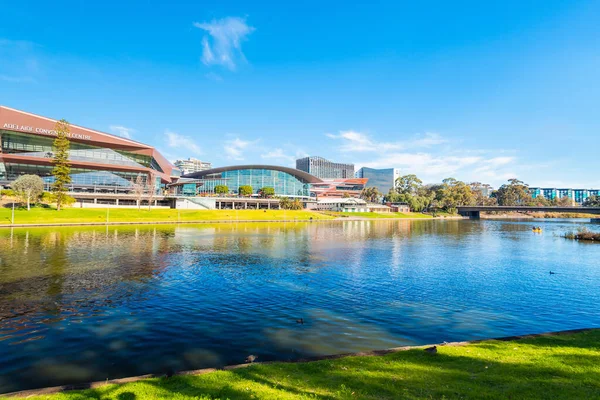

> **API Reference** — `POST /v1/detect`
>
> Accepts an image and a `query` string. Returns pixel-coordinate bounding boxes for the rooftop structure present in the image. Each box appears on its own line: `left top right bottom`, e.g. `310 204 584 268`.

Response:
0 106 175 191
173 158 212 175
356 167 401 194
296 156 354 179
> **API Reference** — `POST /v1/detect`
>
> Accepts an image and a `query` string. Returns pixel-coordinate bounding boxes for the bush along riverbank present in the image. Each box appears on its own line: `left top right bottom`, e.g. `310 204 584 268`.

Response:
563 227 600 242
4 329 600 399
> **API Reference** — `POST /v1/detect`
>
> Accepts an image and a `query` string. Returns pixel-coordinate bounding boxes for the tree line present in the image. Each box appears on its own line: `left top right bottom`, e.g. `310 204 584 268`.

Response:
361 175 590 213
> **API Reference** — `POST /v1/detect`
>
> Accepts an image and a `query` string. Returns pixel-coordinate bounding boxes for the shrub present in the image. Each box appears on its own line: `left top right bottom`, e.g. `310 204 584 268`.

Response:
0 189 15 197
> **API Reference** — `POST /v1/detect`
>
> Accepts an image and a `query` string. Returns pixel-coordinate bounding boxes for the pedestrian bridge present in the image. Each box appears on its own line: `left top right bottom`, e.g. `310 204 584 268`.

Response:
457 206 600 221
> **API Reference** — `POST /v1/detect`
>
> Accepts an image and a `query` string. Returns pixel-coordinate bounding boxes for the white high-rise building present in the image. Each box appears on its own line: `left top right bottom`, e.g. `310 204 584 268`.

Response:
174 158 212 175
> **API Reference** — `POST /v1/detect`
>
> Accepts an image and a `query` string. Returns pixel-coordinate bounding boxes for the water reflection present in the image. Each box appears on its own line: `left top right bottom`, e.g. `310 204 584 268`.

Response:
0 219 599 393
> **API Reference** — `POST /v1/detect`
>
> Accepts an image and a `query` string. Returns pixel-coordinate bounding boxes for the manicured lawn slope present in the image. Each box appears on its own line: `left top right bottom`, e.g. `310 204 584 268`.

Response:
0 208 332 225
11 330 600 399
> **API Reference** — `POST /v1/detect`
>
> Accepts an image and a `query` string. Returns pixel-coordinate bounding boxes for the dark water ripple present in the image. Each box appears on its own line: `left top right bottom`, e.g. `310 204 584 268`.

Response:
0 219 599 393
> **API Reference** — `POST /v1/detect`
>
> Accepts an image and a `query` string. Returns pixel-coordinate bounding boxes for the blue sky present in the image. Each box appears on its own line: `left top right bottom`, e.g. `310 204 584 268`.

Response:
1 0 599 187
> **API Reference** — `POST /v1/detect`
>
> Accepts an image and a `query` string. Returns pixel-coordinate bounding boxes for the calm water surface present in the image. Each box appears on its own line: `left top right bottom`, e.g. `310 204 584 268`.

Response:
1 219 599 393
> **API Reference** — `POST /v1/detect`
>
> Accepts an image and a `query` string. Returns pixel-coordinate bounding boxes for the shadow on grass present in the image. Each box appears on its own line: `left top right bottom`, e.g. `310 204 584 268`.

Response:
44 331 600 400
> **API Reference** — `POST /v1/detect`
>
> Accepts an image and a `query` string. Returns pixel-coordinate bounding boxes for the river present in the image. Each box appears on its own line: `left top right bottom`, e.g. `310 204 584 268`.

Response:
0 219 599 393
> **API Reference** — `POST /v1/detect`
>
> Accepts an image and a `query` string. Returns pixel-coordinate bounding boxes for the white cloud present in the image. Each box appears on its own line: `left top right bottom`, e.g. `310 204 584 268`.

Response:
224 137 257 160
326 130 447 153
165 130 202 155
193 17 255 71
109 125 136 139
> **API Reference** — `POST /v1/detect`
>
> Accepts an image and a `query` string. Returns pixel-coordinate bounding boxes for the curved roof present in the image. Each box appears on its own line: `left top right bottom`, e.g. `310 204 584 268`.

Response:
182 165 323 183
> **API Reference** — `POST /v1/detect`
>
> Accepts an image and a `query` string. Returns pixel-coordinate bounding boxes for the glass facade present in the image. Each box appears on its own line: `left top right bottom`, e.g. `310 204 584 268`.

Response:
296 156 354 179
1 130 163 172
196 168 311 197
356 167 400 194
0 129 163 191
2 163 149 188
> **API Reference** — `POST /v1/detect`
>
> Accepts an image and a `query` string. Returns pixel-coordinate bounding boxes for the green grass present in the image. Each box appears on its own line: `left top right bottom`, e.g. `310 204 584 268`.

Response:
8 330 600 399
0 207 332 225
332 211 433 219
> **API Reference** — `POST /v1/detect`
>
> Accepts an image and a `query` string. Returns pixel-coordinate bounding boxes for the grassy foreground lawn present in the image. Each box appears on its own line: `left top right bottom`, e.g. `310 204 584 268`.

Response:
334 211 432 219
9 330 600 399
0 207 332 225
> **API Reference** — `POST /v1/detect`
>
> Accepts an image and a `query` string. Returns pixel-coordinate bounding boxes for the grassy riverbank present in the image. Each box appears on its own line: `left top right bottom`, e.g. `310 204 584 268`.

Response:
563 228 600 242
7 329 600 399
0 207 332 225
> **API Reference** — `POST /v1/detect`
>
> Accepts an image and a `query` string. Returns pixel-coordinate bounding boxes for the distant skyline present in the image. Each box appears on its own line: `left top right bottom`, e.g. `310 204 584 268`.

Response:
1 1 599 187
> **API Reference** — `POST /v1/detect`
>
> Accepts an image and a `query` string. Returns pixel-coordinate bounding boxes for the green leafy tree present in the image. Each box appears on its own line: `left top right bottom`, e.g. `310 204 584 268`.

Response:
583 195 600 207
214 185 229 195
495 179 532 206
395 174 423 194
360 187 382 203
259 187 275 198
239 185 253 197
51 119 72 211
13 174 44 211
437 178 475 213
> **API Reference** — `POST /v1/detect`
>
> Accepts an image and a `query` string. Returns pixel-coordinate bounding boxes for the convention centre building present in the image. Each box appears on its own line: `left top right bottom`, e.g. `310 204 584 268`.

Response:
0 106 178 191
179 165 367 198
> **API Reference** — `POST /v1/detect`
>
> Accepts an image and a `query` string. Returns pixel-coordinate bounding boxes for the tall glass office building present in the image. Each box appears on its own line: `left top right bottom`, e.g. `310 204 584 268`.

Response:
296 156 354 179
0 106 177 191
182 165 320 197
355 167 400 194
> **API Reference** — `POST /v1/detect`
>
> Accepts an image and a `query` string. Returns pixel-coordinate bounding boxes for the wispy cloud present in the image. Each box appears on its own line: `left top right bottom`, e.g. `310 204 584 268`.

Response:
224 136 259 161
193 17 255 71
165 130 202 155
109 125 136 139
326 130 447 152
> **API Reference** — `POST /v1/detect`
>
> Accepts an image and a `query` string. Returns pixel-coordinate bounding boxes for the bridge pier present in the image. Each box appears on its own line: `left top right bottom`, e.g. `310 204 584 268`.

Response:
459 210 480 219
591 219 600 223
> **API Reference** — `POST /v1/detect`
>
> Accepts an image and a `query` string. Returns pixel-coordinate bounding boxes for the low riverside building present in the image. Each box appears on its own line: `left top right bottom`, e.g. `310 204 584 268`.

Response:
307 198 368 212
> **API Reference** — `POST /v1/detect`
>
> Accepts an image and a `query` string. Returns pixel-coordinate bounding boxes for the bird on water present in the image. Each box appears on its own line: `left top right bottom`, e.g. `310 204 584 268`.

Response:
550 271 557 275
424 346 438 354
296 318 304 324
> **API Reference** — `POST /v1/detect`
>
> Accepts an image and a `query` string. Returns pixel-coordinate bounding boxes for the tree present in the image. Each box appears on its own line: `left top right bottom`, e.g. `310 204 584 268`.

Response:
469 182 496 206
259 187 275 198
131 174 145 210
13 175 44 211
51 119 72 211
437 178 475 212
495 179 532 206
279 197 303 210
360 187 382 203
395 174 423 194
214 185 229 195
583 195 600 207
342 192 351 198
239 185 253 197
146 174 158 210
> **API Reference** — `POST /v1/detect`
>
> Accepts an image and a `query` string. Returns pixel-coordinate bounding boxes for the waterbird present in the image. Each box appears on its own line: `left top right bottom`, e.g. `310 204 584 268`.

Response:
246 355 258 363
296 318 304 325
424 346 437 355
550 271 557 275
